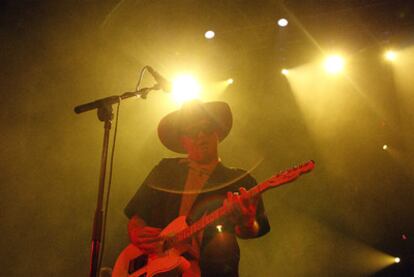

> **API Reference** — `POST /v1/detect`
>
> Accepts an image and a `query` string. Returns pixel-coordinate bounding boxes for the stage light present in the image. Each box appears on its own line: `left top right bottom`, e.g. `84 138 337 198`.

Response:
324 55 345 74
227 78 234 85
281 68 289 75
382 144 388 150
384 50 397 62
171 75 201 104
394 257 400 263
216 225 223 232
205 30 215 39
278 18 288 27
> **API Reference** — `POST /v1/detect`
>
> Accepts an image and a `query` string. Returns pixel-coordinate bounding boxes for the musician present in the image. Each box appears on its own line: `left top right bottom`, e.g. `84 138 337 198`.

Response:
124 101 270 276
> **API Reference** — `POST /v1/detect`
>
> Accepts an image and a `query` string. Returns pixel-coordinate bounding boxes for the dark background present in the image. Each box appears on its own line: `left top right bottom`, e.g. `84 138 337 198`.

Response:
1 0 413 276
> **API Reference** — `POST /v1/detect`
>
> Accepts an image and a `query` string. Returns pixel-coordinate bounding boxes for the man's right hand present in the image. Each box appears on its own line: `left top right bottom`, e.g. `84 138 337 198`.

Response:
128 216 163 254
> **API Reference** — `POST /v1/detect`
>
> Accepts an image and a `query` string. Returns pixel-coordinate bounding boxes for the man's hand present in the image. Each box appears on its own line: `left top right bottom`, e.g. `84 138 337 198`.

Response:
223 187 260 237
128 216 163 254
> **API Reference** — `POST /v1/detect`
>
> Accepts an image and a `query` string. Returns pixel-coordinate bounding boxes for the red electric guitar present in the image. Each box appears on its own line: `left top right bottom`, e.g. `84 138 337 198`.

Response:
112 160 315 277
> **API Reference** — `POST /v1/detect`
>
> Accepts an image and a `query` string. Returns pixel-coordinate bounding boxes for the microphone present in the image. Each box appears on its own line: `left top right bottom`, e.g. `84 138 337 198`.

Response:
146 66 172 92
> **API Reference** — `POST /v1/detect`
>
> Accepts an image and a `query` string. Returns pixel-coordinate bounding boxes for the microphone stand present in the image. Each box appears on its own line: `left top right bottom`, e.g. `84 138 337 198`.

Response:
74 86 157 277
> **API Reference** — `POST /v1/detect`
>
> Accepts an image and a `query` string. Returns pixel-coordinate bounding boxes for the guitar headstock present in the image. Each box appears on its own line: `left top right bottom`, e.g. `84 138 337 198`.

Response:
263 160 315 189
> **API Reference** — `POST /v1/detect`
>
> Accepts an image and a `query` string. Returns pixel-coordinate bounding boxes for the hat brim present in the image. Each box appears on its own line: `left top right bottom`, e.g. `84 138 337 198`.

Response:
158 101 233 153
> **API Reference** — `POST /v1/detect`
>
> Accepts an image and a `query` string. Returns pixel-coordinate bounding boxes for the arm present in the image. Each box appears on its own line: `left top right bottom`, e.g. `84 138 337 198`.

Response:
125 161 166 251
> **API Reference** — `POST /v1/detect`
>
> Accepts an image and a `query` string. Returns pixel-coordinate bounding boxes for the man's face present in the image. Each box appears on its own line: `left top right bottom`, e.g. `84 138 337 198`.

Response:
179 118 219 163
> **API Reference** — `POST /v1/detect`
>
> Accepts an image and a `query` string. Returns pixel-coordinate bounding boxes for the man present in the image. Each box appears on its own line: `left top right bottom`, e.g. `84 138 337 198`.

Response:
124 101 270 276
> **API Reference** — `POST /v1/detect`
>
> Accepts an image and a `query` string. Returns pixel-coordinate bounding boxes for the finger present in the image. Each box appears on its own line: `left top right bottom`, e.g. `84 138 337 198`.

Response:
239 187 248 196
238 204 251 217
239 187 250 201
142 227 162 233
231 197 242 217
134 230 162 240
223 198 229 210
135 231 161 239
239 188 251 207
227 191 234 202
136 234 162 242
138 242 162 253
231 194 243 215
236 193 257 218
225 193 238 220
140 229 162 237
137 236 163 245
227 191 238 210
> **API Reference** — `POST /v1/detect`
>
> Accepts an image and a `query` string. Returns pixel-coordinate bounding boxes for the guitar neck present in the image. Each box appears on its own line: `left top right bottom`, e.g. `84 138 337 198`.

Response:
173 160 314 243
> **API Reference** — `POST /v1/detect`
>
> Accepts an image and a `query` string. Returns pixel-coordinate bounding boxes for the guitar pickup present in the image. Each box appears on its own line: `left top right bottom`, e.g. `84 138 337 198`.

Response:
128 254 148 275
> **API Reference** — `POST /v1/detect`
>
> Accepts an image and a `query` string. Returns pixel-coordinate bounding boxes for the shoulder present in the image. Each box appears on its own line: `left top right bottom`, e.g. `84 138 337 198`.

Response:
147 157 188 182
218 163 255 179
154 157 185 169
217 164 257 189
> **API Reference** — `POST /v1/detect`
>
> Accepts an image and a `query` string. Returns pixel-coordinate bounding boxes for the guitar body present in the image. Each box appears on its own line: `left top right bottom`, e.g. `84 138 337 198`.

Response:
112 216 200 277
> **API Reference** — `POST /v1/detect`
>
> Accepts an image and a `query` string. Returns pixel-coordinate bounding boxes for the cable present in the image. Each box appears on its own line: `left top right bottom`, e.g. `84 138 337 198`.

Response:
97 66 148 273
135 66 149 92
98 99 120 272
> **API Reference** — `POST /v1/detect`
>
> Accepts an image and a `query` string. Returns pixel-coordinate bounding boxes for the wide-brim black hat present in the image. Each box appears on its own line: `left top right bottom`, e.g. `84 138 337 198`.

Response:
158 101 233 153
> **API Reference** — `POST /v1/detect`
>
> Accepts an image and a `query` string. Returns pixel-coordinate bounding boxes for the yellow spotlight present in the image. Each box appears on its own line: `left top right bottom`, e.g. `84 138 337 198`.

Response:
383 144 388 150
281 68 289 75
394 257 400 263
384 50 397 62
204 30 215 39
324 55 345 74
216 225 223 232
226 78 234 85
171 75 201 104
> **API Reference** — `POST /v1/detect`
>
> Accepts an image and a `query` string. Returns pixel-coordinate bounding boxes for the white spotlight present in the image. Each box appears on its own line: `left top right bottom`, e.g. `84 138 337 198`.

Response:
382 144 388 150
216 225 223 232
205 30 215 39
278 18 288 27
384 50 397 62
394 257 401 263
281 68 289 75
324 55 345 74
226 78 234 85
171 75 201 104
